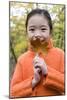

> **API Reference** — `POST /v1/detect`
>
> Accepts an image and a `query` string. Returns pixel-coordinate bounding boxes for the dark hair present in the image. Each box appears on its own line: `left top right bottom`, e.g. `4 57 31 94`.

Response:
25 8 53 34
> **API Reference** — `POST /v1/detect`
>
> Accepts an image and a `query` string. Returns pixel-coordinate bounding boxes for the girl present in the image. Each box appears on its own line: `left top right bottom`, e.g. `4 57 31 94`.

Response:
10 9 64 98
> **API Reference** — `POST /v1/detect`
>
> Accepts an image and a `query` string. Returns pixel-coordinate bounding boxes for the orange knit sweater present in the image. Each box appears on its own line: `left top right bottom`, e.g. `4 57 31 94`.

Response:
10 40 64 98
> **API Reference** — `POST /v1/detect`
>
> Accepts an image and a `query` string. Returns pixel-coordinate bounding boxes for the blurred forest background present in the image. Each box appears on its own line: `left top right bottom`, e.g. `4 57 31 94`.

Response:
9 2 65 79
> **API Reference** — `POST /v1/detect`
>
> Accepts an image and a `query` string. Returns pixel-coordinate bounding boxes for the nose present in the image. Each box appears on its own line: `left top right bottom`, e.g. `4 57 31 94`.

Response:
34 30 41 38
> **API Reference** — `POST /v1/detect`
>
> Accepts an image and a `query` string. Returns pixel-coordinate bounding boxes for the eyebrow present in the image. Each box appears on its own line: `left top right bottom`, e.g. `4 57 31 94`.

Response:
29 25 48 28
40 25 48 28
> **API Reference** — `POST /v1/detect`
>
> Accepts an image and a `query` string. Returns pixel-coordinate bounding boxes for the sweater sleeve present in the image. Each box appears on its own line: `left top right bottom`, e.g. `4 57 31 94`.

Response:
10 61 33 98
43 50 64 93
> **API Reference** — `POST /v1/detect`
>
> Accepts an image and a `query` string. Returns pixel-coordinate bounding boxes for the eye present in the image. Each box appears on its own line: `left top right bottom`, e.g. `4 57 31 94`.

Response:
41 28 47 32
29 28 35 32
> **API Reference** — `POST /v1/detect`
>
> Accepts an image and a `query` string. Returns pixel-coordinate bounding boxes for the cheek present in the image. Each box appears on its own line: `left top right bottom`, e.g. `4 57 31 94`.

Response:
43 32 50 38
41 28 50 38
27 31 34 39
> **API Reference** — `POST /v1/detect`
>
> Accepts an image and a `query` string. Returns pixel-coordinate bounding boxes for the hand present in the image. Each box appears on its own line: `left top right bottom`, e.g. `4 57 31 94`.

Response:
33 54 48 76
32 67 41 88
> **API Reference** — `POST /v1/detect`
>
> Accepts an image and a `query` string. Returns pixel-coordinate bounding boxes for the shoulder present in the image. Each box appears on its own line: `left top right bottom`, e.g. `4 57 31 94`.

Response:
17 50 31 63
50 47 64 56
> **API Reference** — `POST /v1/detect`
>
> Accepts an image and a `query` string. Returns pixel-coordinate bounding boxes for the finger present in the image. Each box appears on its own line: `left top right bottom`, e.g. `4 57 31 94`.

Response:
34 64 41 69
34 67 41 73
42 66 48 75
34 55 40 60
34 62 42 67
33 61 40 65
35 72 40 81
36 53 39 57
33 58 39 62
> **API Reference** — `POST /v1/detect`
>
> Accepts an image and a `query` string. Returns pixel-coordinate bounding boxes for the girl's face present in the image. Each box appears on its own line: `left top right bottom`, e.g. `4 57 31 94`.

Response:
27 14 50 47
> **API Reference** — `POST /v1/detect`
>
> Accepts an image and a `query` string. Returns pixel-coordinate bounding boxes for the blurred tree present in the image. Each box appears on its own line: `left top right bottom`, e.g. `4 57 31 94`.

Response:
51 5 65 50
